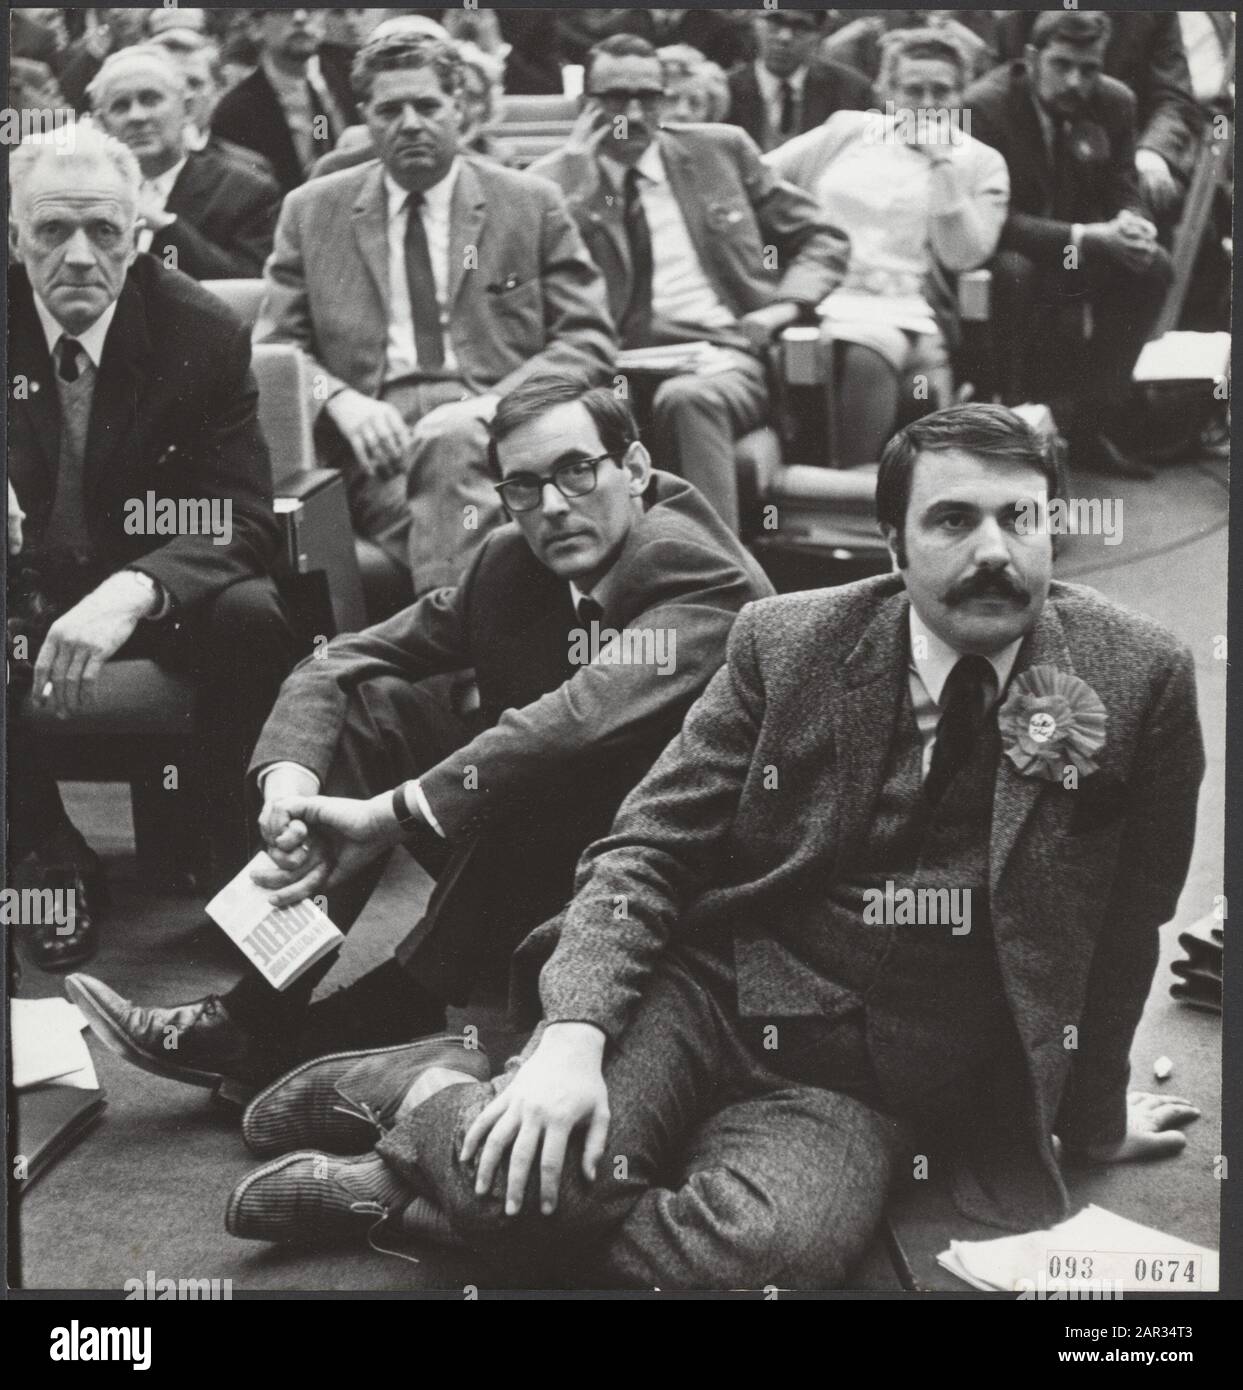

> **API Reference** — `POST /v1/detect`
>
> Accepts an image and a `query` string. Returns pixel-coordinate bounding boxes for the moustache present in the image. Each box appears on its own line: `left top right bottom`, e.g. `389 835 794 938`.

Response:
945 569 1029 606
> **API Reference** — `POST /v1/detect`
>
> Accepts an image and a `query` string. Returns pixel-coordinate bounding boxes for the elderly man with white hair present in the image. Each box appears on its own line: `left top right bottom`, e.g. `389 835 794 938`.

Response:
6 123 292 967
88 44 281 279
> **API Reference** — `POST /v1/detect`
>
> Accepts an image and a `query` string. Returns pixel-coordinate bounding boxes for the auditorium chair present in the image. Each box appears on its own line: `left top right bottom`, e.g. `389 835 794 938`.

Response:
495 93 578 167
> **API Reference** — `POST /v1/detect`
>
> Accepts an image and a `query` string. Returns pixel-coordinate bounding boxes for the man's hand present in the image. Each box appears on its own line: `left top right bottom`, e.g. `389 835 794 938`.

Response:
1081 216 1158 273
1074 1090 1201 1164
135 184 175 236
257 764 329 890
8 480 24 556
1135 148 1179 215
563 102 614 158
461 1022 610 1217
735 302 800 356
31 572 155 718
250 790 408 907
325 388 412 479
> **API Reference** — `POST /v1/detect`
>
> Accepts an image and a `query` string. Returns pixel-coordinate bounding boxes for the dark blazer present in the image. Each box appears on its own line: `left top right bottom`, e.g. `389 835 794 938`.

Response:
528 575 1204 1230
997 11 1203 181
256 155 616 404
965 61 1146 266
7 257 281 611
252 471 774 1000
726 58 874 152
211 58 359 194
146 147 282 280
529 125 849 343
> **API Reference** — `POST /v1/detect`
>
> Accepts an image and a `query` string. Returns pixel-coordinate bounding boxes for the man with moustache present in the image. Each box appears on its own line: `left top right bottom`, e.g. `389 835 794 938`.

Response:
965 11 1173 479
68 372 773 1102
224 404 1203 1290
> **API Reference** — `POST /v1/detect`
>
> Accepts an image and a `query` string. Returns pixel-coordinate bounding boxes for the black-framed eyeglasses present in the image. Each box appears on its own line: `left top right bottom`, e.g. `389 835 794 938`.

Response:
590 87 669 114
495 451 623 513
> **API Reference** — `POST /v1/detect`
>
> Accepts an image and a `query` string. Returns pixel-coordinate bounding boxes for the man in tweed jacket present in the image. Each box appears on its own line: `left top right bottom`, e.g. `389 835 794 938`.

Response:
226 405 1204 1288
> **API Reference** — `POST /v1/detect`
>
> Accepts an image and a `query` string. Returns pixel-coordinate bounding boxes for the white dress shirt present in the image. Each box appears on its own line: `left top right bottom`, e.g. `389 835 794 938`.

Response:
908 604 1022 780
136 155 187 253
600 143 734 334
384 162 461 380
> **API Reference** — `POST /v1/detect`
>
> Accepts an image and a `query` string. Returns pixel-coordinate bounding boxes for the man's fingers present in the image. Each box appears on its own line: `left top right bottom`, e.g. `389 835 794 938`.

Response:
582 1104 610 1183
31 632 59 706
461 1092 507 1165
504 1120 541 1216
60 645 92 716
265 860 330 908
474 1107 521 1197
538 1124 569 1215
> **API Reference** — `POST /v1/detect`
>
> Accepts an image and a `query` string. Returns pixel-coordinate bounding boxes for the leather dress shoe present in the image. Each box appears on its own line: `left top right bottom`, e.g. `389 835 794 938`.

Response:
65 974 287 1103
242 1033 491 1157
226 1151 413 1244
12 851 108 972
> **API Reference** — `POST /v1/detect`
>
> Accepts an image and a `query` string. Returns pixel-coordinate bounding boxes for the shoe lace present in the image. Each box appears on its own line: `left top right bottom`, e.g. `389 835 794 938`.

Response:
358 1206 423 1268
331 1096 387 1137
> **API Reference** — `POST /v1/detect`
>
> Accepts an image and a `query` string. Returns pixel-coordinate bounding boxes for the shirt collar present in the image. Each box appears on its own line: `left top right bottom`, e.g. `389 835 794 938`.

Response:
756 60 807 100
385 158 460 221
262 52 323 97
32 291 117 369
908 604 1022 710
600 139 665 191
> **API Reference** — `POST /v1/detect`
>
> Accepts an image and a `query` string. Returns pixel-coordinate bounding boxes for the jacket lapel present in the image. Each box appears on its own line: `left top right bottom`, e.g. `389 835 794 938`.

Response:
447 160 487 307
349 161 391 310
988 597 1075 894
8 273 61 476
830 588 910 866
84 270 150 502
1010 67 1056 212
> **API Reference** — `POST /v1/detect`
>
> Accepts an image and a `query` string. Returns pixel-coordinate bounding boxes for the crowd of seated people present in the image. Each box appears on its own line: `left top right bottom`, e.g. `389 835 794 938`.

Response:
3 7 1231 1288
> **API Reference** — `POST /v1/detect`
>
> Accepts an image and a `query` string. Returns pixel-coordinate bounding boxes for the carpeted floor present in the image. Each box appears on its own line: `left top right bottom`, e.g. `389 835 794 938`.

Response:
12 453 1226 1293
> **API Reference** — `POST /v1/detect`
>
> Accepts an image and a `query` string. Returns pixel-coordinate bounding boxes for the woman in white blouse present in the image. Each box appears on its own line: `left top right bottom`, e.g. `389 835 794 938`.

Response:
767 28 1010 467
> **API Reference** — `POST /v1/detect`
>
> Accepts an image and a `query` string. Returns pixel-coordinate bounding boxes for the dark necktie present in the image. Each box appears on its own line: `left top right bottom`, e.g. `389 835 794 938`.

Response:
779 79 796 136
57 336 82 383
925 654 996 804
621 166 654 347
307 79 336 148
404 192 446 372
1051 118 1077 223
576 595 603 629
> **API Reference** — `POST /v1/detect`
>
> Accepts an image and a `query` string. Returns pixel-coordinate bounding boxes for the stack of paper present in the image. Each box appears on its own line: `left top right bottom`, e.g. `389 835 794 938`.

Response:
617 342 738 377
11 997 98 1090
1133 331 1230 383
939 1204 1219 1292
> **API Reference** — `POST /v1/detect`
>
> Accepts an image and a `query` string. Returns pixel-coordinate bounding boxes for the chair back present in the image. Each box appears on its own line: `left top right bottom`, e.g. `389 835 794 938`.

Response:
201 278 266 333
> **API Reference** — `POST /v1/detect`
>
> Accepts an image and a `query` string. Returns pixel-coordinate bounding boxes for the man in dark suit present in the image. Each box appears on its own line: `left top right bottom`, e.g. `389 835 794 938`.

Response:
67 371 774 1103
726 9 873 154
255 31 615 596
210 7 357 193
223 405 1204 1286
6 124 292 968
997 9 1203 218
530 34 849 534
965 11 1173 478
89 45 281 280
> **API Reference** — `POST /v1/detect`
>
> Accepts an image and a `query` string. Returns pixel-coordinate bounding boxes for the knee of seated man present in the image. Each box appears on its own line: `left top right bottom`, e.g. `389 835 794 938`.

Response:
652 370 712 415
200 576 288 645
992 249 1038 291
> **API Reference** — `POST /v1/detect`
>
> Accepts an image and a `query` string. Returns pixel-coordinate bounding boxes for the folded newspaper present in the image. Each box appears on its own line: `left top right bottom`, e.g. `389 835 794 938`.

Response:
206 852 344 991
938 1204 1219 1293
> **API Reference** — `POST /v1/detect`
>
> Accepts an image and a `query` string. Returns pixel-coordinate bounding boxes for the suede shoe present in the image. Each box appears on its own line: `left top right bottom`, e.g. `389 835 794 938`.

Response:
226 1150 413 1244
242 1033 491 1157
65 973 287 1103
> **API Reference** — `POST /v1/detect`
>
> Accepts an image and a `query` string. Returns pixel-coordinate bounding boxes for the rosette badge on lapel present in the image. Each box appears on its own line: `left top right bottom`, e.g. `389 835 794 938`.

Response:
997 665 1107 782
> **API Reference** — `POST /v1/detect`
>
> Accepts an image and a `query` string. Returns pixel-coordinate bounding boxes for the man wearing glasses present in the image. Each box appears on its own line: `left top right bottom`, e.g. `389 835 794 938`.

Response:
69 371 773 1103
530 33 850 534
727 10 874 154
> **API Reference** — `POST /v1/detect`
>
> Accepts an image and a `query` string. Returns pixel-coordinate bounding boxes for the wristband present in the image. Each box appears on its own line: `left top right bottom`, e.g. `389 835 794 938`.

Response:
391 782 421 834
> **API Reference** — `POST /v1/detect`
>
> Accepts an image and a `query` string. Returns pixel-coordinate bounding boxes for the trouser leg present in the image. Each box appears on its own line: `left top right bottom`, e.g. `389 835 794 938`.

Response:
650 352 769 533
1079 247 1174 432
988 250 1041 406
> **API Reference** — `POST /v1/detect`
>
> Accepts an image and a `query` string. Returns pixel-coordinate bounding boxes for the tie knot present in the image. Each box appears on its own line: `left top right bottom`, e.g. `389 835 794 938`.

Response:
406 190 426 213
576 596 603 628
57 337 83 383
943 654 996 712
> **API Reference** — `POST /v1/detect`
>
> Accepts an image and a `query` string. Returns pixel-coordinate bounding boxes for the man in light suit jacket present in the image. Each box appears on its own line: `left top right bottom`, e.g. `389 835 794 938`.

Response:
726 9 874 153
223 405 1204 1287
69 373 773 1103
255 31 616 595
530 33 849 533
89 45 281 280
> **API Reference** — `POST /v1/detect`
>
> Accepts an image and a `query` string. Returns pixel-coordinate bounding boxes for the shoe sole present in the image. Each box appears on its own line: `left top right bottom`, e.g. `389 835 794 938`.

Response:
65 975 250 1101
242 1033 490 1156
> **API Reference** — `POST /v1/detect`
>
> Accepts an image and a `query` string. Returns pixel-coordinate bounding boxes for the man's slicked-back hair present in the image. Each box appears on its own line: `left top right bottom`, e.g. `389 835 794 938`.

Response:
876 403 1063 540
351 32 465 104
487 371 640 478
585 32 661 89
1030 11 1112 53
10 120 142 223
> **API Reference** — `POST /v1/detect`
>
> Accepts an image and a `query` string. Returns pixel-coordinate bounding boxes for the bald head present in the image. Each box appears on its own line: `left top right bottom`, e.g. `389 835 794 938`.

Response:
88 46 190 176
